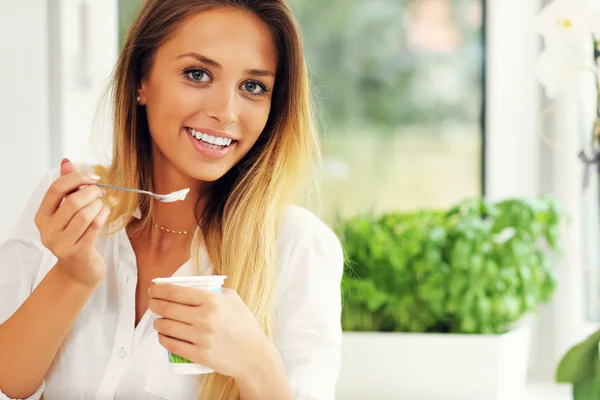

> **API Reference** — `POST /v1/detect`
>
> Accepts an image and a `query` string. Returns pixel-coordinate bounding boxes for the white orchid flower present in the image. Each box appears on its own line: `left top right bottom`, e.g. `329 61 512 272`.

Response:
536 0 592 42
534 0 599 98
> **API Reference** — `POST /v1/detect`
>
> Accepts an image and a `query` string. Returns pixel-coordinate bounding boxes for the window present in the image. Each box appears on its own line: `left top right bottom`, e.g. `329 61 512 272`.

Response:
118 0 484 221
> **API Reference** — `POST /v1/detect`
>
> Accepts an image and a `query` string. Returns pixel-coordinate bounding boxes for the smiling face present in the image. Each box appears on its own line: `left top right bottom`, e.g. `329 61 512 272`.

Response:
137 7 278 183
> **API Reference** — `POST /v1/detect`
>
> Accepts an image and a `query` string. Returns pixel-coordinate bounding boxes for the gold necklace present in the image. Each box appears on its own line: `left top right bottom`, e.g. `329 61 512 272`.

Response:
153 223 190 235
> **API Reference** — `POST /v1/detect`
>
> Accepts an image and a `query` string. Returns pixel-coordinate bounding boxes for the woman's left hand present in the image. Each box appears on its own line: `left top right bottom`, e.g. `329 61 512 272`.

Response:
148 283 272 380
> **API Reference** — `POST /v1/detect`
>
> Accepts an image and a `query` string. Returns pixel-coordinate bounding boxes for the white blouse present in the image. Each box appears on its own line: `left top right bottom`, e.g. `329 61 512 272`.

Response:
0 167 343 400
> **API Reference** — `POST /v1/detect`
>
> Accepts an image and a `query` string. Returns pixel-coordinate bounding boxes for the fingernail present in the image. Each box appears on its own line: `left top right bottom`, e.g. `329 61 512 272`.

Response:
61 158 69 166
88 173 101 181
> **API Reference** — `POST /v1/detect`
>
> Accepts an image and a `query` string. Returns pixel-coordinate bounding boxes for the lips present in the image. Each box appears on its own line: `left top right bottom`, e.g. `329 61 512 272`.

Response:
184 127 237 159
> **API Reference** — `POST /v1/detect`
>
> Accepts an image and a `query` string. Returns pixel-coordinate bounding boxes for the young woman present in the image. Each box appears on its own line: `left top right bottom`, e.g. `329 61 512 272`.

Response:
0 1 343 399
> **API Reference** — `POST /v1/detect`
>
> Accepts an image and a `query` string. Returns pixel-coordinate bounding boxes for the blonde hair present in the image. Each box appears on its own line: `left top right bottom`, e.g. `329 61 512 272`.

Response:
94 0 318 399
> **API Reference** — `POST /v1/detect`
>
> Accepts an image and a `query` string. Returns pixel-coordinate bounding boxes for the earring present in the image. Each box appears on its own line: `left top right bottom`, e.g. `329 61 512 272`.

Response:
136 96 141 102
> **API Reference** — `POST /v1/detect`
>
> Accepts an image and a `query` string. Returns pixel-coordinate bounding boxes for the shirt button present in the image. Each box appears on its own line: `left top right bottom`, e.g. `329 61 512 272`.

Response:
119 348 128 358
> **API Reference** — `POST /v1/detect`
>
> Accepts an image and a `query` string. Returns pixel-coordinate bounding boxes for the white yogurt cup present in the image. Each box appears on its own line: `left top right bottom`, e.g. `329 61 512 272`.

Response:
151 275 227 375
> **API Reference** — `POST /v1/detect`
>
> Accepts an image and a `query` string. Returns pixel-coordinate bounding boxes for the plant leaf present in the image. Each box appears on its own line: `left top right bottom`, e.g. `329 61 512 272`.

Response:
572 375 600 400
556 329 600 383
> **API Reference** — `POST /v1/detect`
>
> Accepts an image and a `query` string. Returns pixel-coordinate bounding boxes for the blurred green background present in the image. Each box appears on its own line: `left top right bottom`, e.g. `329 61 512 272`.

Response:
118 0 483 221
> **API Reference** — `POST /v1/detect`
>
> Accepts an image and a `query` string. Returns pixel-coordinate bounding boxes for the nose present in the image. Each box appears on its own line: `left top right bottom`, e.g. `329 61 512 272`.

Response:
205 85 238 125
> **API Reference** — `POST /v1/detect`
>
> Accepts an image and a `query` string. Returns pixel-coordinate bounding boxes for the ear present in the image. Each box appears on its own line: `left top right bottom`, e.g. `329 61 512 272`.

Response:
137 83 148 105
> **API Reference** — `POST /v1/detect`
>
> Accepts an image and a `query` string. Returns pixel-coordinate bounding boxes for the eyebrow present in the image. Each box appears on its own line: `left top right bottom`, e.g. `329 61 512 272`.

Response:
177 52 275 78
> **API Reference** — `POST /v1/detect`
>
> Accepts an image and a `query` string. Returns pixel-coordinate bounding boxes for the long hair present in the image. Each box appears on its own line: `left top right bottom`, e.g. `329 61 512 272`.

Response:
94 0 318 398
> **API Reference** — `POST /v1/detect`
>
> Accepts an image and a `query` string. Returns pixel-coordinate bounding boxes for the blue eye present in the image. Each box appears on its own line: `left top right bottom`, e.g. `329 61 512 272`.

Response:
184 68 210 83
242 80 268 96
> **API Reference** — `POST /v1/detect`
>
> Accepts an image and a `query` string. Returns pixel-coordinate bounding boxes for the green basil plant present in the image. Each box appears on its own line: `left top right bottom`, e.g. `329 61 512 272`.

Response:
338 196 563 334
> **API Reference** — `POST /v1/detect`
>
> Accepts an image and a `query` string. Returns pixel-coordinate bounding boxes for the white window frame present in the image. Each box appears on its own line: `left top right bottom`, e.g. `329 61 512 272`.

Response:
48 0 118 167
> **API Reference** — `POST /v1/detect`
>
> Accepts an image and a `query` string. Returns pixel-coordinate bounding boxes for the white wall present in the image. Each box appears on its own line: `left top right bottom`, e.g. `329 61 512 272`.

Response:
0 2 51 241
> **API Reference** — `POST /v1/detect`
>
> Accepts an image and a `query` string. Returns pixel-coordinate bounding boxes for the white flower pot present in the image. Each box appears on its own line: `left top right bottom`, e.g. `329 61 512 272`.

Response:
336 325 531 400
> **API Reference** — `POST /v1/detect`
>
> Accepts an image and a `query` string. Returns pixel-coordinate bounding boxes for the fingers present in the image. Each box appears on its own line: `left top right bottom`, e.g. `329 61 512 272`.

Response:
61 198 105 244
52 185 105 231
36 172 101 219
60 158 76 176
33 159 111 283
157 333 196 361
149 284 219 306
148 298 198 322
154 318 199 344
76 203 111 248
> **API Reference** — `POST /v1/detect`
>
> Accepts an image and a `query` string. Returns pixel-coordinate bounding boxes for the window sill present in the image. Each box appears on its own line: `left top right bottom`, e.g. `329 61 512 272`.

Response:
526 381 572 400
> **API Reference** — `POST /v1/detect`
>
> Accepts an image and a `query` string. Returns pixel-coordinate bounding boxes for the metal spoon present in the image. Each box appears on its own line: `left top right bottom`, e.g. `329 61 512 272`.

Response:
95 183 190 203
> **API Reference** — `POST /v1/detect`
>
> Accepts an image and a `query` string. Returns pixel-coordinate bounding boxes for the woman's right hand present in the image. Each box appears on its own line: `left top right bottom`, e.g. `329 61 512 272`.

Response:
34 158 111 287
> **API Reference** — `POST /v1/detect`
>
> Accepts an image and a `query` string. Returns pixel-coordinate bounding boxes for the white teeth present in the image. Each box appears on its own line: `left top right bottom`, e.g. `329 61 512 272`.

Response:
188 128 233 147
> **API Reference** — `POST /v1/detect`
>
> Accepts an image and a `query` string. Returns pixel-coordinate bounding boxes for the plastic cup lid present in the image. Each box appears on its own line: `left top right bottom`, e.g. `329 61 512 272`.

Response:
152 275 227 284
